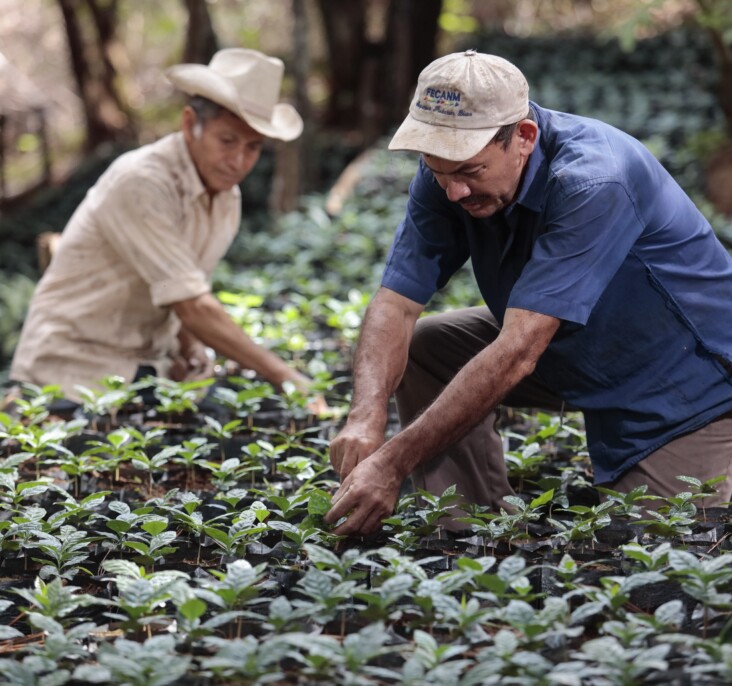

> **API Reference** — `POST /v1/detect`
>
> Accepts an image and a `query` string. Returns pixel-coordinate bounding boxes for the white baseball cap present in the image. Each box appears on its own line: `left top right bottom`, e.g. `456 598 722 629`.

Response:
388 50 529 161
166 48 303 142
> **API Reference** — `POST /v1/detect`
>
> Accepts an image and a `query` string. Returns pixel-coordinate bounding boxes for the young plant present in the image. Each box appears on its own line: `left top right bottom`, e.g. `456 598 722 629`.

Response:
211 378 275 426
46 489 110 528
10 382 65 425
153 377 213 418
14 576 102 627
675 474 728 518
27 525 97 580
548 500 617 547
291 566 360 625
201 414 244 459
130 444 179 496
74 634 191 685
397 629 472 685
196 558 269 613
102 559 190 634
595 483 652 519
203 508 268 560
170 437 216 490
666 549 732 637
200 456 248 491
387 486 464 538
75 375 141 430
122 517 179 570
97 501 158 553
200 634 288 683
461 488 554 546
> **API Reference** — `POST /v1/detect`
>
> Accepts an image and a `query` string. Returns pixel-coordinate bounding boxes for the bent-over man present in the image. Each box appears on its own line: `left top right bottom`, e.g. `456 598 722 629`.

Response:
325 50 732 535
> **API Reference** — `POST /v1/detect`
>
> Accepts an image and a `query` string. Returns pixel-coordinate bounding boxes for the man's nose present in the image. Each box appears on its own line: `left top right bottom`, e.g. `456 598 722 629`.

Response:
230 148 252 172
445 178 471 202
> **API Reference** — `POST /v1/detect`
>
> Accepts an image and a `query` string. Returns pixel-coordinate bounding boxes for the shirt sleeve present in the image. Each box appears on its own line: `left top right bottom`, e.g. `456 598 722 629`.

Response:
508 179 645 325
381 159 470 305
95 172 211 307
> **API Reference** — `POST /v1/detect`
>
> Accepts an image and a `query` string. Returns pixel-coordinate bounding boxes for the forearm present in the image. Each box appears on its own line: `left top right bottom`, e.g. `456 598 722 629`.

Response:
348 288 422 425
384 308 560 479
173 293 303 388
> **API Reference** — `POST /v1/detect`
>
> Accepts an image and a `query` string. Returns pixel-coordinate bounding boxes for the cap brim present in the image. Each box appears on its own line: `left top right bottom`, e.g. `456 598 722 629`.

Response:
166 64 303 142
388 114 499 161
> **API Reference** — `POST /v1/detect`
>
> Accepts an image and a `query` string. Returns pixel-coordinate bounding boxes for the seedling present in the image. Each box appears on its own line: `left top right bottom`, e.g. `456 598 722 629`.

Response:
102 558 190 634
76 634 191 685
11 382 65 425
75 375 141 430
14 576 102 626
170 436 216 489
27 524 97 580
548 500 617 548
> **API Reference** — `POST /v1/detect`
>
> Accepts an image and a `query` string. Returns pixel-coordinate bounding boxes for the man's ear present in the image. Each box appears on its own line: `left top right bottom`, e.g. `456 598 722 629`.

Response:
517 120 538 144
181 106 197 144
516 119 538 154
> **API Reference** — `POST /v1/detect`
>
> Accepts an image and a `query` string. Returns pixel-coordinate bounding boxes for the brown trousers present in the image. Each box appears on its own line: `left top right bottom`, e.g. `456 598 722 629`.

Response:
394 307 732 510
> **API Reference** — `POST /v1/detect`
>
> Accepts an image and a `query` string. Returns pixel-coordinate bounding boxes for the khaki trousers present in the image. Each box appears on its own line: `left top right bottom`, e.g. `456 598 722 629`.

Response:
394 307 732 511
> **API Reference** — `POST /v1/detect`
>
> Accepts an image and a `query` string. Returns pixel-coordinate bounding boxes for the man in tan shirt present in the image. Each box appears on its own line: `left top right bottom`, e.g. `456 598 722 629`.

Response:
9 49 324 410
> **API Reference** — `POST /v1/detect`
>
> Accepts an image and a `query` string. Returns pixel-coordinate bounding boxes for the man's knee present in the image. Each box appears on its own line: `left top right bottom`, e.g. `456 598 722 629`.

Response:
409 315 443 365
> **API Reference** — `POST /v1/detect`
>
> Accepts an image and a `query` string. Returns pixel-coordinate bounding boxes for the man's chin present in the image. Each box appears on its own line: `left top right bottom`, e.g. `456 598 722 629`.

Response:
461 202 499 218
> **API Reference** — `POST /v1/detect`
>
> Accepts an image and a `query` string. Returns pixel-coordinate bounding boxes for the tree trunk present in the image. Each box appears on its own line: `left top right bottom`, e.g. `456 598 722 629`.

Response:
182 0 219 65
56 0 137 152
381 0 442 130
315 0 442 141
315 0 367 127
269 0 310 214
706 28 732 135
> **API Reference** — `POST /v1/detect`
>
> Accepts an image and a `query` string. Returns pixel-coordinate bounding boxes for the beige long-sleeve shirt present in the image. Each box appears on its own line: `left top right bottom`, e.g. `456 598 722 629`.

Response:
10 132 241 400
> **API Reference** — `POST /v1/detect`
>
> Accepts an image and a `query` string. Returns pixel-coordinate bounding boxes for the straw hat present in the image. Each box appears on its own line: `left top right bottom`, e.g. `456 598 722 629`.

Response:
166 48 303 141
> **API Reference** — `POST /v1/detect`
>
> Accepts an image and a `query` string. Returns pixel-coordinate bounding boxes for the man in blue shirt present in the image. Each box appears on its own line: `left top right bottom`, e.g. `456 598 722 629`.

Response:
324 50 732 536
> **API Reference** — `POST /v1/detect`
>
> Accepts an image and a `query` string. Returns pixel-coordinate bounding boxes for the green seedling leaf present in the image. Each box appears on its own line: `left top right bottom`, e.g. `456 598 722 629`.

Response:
179 598 207 622
307 489 332 516
530 488 555 509
142 519 169 536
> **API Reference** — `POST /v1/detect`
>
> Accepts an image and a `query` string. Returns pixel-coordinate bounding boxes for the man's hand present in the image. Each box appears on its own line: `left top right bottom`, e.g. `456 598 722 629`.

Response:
329 420 385 479
324 449 404 536
170 336 215 381
285 372 331 416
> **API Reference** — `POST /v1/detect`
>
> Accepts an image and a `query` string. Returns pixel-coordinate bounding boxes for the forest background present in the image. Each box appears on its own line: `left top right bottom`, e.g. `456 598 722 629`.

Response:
0 0 731 381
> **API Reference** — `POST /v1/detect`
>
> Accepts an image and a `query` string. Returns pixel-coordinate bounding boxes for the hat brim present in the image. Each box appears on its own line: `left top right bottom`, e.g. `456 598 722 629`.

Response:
388 114 499 161
166 63 303 142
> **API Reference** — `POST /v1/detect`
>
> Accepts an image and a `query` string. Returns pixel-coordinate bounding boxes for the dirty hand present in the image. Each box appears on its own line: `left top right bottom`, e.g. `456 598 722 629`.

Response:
329 420 385 479
324 450 403 536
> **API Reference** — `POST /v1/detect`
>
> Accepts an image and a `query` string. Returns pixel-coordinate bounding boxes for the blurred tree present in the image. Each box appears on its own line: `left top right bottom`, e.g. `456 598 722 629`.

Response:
56 0 138 152
315 0 442 142
269 0 312 212
182 0 219 64
695 0 732 133
615 0 731 134
316 0 366 128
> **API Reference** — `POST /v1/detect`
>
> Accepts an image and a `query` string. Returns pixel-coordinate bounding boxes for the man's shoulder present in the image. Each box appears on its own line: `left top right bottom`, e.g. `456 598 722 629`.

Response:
535 106 646 196
98 133 188 197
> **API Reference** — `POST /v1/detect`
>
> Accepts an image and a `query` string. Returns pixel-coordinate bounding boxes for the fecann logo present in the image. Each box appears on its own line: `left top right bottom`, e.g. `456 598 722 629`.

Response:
416 87 473 117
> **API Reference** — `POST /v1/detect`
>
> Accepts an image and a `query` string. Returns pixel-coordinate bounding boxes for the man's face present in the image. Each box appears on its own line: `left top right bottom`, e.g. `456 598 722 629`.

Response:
422 120 537 218
183 107 264 195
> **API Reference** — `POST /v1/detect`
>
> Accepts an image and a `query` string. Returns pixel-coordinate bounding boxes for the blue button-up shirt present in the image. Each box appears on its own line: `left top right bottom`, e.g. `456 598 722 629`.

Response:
382 102 732 483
